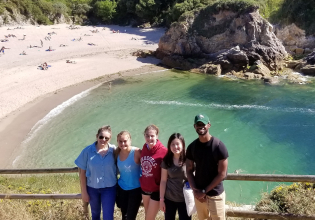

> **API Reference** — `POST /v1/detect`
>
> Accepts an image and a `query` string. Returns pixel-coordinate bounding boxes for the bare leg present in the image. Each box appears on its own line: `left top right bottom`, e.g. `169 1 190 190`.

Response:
145 199 160 220
142 194 150 216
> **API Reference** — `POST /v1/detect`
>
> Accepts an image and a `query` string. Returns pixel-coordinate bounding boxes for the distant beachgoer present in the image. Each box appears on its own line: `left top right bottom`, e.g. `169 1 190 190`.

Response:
88 43 96 46
40 40 43 47
47 46 54 51
1 46 9 54
60 44 67 47
66 60 76 64
20 51 27 55
39 62 48 70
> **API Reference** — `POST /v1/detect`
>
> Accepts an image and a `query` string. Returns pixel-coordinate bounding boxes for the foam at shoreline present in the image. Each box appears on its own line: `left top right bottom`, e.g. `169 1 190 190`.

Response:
141 100 315 114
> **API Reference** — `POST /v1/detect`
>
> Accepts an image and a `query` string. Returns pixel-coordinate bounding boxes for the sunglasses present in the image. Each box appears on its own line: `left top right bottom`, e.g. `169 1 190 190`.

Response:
98 136 110 141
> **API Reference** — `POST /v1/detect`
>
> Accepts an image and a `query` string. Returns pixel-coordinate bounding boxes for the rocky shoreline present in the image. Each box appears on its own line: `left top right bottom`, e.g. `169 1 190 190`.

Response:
151 6 315 84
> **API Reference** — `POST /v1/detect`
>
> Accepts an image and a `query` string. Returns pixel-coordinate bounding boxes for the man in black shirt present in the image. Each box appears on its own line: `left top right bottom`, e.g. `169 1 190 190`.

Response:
186 114 229 220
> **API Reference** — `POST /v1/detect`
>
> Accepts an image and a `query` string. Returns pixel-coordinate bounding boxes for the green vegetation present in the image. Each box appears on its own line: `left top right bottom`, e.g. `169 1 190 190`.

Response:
186 0 259 38
0 174 313 219
0 174 85 220
0 0 314 34
270 0 315 35
256 182 315 215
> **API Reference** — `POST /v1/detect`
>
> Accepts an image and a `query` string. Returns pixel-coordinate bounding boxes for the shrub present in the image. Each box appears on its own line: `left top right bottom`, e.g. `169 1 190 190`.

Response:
256 182 315 215
186 0 259 38
271 0 315 35
94 0 117 23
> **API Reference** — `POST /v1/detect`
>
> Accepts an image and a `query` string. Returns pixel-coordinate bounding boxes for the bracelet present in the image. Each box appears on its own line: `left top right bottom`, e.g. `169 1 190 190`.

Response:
160 198 164 201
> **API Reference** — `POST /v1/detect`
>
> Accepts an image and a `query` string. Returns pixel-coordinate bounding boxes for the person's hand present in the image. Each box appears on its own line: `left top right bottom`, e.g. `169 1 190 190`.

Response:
81 191 90 203
160 200 166 212
197 197 207 203
193 189 206 201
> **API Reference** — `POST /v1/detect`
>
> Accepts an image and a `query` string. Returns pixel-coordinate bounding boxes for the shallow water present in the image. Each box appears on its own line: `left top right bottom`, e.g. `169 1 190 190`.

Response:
15 70 315 204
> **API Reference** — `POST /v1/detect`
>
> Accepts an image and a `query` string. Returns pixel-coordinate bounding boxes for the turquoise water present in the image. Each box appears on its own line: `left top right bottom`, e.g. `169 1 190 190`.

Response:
16 70 315 204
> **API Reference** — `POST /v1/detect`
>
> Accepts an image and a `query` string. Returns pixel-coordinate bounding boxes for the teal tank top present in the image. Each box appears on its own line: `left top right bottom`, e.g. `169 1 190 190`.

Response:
117 147 141 190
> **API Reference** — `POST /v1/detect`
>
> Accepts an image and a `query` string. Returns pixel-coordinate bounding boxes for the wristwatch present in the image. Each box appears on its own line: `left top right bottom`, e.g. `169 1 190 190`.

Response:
202 189 206 194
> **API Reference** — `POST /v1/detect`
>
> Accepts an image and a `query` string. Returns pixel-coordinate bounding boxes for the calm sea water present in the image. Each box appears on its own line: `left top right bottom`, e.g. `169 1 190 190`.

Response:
15 70 315 204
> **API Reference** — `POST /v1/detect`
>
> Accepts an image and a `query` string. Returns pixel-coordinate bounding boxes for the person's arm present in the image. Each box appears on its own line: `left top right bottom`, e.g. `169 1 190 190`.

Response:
185 158 197 190
134 148 141 164
186 158 205 201
78 168 90 202
204 158 228 195
159 168 168 212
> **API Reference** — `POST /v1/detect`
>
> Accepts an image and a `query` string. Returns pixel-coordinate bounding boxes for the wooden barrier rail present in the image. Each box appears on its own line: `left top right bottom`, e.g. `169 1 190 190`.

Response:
1 168 315 183
1 168 315 219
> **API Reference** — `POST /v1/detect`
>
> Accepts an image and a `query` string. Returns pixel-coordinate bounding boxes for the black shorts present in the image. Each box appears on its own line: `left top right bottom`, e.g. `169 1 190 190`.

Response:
141 189 160 201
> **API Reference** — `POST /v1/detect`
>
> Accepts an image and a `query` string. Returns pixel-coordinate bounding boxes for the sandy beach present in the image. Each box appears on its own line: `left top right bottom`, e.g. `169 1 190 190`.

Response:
0 24 166 168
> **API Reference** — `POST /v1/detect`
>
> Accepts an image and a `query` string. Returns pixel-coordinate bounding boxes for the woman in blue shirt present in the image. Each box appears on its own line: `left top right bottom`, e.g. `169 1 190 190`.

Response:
115 131 142 220
75 125 117 220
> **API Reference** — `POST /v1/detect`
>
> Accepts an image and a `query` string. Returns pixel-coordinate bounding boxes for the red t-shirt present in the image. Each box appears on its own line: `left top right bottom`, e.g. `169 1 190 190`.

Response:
140 139 167 192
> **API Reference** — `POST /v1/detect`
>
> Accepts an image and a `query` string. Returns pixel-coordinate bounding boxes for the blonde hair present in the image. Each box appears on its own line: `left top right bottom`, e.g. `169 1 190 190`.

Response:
144 124 159 135
117 130 131 140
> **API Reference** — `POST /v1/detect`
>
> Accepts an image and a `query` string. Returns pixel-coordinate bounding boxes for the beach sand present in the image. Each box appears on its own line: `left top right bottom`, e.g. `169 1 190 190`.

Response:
0 24 166 168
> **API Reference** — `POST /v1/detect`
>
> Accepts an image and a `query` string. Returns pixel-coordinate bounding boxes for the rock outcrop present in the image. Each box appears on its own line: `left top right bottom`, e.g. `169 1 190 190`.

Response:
157 5 288 76
275 24 315 54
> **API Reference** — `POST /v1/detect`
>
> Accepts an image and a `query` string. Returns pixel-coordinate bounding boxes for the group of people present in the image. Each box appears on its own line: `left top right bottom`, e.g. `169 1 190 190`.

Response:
75 114 229 220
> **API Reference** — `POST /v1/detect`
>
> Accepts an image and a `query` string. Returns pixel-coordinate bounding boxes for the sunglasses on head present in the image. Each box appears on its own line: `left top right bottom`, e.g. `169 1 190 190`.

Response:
99 136 110 141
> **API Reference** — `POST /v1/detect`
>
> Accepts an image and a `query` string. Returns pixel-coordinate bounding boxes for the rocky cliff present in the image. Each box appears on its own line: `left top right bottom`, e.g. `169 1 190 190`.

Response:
156 5 288 78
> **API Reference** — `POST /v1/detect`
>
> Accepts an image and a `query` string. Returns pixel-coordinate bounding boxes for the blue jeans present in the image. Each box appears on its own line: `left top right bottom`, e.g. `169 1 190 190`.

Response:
87 185 116 220
164 198 191 220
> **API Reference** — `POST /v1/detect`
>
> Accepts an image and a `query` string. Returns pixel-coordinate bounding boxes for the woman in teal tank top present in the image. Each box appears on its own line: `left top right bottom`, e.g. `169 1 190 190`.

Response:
115 131 142 220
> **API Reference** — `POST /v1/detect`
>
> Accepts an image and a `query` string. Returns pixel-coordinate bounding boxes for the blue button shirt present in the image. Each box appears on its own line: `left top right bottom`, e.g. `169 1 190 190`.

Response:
75 142 117 189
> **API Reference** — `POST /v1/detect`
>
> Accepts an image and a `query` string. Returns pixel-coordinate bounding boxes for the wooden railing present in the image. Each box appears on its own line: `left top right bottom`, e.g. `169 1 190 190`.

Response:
1 167 315 219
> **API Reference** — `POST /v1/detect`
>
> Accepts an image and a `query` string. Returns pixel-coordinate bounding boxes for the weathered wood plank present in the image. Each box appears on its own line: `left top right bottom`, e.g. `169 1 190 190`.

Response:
0 194 81 199
0 167 78 174
226 209 315 219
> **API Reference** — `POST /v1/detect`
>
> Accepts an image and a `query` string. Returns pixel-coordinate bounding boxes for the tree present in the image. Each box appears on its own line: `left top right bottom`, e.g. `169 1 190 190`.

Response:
94 0 117 22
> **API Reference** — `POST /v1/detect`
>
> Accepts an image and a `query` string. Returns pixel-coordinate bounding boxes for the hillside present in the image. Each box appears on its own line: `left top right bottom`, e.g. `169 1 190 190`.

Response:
0 0 314 36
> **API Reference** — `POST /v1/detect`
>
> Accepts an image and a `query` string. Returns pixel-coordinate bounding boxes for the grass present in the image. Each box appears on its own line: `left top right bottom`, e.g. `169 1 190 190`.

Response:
0 174 253 219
